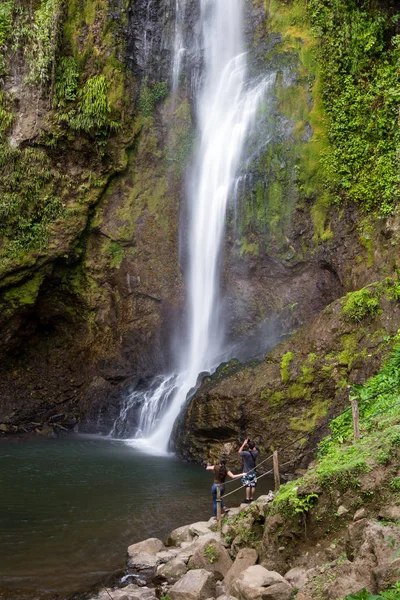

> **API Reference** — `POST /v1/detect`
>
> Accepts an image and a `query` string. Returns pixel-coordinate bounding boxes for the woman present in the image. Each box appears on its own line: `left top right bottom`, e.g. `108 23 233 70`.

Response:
206 456 244 517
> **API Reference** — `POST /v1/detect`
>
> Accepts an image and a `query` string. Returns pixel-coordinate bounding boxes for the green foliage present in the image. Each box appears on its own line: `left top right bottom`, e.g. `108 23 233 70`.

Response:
385 278 400 302
0 0 12 75
280 351 293 383
346 582 400 599
53 64 121 135
273 481 319 519
390 477 400 491
307 0 400 214
0 92 13 137
137 80 168 117
53 56 79 107
72 74 120 133
203 543 219 564
0 145 66 260
319 343 400 459
26 0 63 88
342 288 381 322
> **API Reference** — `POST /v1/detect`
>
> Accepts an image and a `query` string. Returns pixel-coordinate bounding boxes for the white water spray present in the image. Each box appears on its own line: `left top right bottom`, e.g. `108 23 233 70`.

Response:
118 0 271 454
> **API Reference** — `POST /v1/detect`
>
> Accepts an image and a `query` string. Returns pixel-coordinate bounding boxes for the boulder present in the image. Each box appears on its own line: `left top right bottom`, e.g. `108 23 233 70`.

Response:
189 521 214 536
91 584 157 600
378 504 400 522
157 558 188 581
167 525 194 546
175 532 222 564
188 537 233 580
283 567 308 590
169 568 216 600
374 557 400 589
127 551 159 572
217 596 240 600
231 565 293 600
127 538 165 556
254 492 274 506
224 548 258 590
156 549 179 563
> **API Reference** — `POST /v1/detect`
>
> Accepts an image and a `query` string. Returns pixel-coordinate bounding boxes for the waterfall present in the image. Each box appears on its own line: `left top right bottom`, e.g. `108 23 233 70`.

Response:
114 0 271 455
172 0 187 91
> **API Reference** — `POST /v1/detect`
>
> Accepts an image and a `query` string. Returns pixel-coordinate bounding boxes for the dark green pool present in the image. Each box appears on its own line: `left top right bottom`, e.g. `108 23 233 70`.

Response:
0 435 272 599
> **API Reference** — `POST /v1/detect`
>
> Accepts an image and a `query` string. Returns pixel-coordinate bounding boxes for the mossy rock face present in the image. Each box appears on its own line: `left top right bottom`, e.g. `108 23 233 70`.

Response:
0 0 191 432
173 279 400 468
223 0 400 346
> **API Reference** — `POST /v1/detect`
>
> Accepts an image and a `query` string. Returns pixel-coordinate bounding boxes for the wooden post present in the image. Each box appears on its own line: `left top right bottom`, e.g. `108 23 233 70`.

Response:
273 450 280 491
216 484 222 532
351 399 360 440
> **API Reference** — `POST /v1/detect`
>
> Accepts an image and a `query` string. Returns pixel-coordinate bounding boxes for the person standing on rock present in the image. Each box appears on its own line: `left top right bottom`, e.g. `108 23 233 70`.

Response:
206 456 244 517
238 439 259 503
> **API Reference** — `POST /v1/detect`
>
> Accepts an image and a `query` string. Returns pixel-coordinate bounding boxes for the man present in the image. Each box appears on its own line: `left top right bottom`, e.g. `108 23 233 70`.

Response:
238 438 259 503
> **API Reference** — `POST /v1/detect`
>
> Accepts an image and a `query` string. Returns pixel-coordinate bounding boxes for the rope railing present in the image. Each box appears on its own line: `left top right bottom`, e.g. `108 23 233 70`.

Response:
217 383 400 518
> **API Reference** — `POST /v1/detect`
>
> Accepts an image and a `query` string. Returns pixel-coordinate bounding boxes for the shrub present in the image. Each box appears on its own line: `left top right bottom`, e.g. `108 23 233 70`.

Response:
342 289 381 322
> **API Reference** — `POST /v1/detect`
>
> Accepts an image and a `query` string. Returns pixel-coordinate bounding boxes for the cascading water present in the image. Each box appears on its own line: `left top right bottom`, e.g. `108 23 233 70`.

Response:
171 0 187 91
113 0 272 454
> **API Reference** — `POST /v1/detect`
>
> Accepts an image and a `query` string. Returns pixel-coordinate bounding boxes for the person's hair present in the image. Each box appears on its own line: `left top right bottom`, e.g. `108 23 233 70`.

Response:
218 455 227 480
248 440 256 449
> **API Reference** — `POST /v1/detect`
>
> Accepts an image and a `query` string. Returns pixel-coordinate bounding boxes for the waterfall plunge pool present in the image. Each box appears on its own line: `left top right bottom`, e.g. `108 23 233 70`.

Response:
0 435 273 599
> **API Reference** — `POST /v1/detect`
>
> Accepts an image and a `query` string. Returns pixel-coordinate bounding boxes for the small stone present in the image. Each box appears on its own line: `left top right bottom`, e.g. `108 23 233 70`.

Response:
353 508 367 521
337 505 349 516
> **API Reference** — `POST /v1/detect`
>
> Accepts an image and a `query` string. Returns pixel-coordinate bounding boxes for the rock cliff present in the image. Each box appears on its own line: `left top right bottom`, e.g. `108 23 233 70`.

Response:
0 0 399 446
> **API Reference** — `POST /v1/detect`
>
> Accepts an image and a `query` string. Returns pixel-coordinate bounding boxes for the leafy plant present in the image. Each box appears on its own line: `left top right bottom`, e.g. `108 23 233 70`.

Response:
26 0 63 89
70 74 120 133
307 0 400 214
204 543 219 564
0 0 12 75
390 477 400 491
53 56 79 108
137 79 168 117
346 581 400 599
342 289 381 322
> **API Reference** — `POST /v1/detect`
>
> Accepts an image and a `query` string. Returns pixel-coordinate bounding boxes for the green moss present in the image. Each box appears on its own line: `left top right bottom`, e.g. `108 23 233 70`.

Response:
307 0 400 214
137 80 168 118
289 398 329 432
2 273 45 310
239 237 259 256
358 220 375 268
299 353 317 384
106 241 124 268
311 191 333 242
0 0 13 76
342 288 381 323
280 351 293 383
26 0 64 88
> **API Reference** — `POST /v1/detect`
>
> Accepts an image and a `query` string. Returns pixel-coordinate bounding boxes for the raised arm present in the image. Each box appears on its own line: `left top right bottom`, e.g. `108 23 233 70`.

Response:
206 465 214 471
238 439 248 454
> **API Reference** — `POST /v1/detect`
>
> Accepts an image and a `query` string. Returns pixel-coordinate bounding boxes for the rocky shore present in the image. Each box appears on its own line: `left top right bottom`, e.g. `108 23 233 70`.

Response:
88 490 400 600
